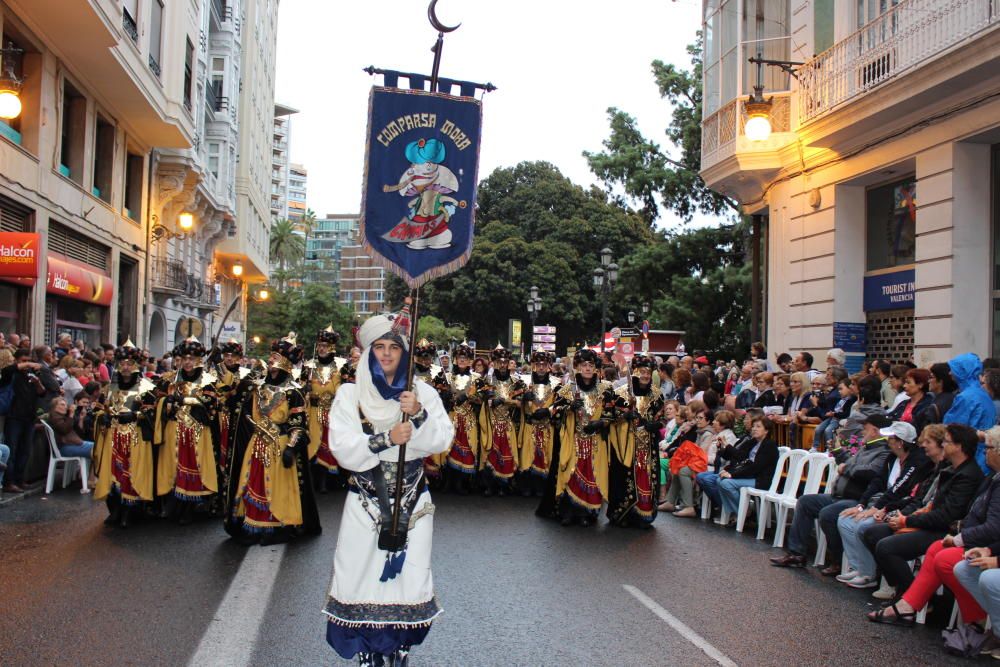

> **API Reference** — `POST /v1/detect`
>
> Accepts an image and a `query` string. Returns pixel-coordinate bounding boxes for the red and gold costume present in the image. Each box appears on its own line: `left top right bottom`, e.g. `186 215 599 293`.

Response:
443 344 480 482
93 341 157 527
518 351 561 487
413 338 448 483
304 328 345 473
479 345 525 493
225 333 320 542
155 339 219 509
606 356 663 527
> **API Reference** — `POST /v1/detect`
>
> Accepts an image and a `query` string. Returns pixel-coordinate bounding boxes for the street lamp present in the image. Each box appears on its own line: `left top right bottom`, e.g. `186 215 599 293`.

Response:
256 288 269 302
593 251 617 355
642 301 650 317
627 310 636 326
0 47 24 120
151 212 197 242
526 289 542 353
231 261 243 278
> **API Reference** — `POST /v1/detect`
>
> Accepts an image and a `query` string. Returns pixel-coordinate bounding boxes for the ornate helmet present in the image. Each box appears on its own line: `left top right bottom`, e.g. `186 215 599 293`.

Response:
631 355 655 370
269 332 303 372
453 342 474 360
114 338 143 365
490 343 510 362
530 350 553 364
573 348 600 366
316 325 341 346
220 339 244 357
414 338 437 358
172 337 206 358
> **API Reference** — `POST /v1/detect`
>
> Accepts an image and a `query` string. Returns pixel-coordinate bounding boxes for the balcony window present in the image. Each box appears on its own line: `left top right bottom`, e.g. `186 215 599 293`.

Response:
149 0 163 77
60 79 86 185
208 141 221 179
123 0 139 43
741 0 791 95
183 39 194 111
123 150 143 221
92 116 115 203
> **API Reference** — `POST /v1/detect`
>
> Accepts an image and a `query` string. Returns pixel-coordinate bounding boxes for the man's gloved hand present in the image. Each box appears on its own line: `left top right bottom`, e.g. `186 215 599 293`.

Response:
490 397 505 409
190 405 209 425
282 446 295 468
531 408 550 421
521 392 537 404
583 420 604 435
570 398 585 411
455 394 469 406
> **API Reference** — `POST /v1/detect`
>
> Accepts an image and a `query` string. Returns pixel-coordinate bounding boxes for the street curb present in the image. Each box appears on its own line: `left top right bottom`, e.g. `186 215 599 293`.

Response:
0 483 45 506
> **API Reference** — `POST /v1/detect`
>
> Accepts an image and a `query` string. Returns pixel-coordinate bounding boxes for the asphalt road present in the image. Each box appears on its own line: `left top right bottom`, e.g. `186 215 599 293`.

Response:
0 485 974 666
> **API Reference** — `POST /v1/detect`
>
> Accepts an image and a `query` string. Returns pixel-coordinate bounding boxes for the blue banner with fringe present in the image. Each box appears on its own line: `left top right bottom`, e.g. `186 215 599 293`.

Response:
360 86 482 288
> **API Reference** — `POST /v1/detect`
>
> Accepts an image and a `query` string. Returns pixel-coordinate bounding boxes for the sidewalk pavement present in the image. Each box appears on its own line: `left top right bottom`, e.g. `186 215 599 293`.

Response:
0 482 45 506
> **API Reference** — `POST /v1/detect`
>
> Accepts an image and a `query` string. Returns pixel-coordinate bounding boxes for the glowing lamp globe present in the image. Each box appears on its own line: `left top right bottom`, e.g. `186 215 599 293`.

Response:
744 114 772 142
178 212 194 231
257 289 269 301
231 261 243 277
0 88 21 120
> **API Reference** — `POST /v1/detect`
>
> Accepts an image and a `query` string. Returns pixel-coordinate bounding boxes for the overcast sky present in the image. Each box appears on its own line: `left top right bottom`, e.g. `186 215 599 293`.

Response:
273 0 709 230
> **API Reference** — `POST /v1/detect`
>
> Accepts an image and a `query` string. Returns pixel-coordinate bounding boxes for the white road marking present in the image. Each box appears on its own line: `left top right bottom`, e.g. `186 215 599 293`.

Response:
187 545 287 667
623 584 739 667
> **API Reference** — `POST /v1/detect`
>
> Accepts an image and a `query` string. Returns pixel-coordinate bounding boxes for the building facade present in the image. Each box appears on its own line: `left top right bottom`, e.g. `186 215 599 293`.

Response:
304 213 358 288
269 103 295 221
339 241 386 317
0 0 205 350
287 162 306 226
700 0 1000 369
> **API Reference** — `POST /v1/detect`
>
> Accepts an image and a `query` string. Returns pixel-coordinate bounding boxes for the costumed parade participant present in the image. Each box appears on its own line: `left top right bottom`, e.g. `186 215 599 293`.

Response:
443 343 480 494
211 339 252 500
478 344 525 496
518 350 560 497
413 339 449 488
155 338 219 524
304 327 346 491
324 312 454 667
93 340 157 528
224 333 320 544
552 348 612 527
606 355 663 527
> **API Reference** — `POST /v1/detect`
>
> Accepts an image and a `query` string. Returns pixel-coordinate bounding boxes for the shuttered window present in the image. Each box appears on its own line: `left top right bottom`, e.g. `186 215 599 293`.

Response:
0 195 31 232
48 221 110 272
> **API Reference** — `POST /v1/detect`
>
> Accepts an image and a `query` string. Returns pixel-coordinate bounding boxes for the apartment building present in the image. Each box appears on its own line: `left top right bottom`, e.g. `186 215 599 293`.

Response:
270 103 295 221
304 213 358 289
0 0 204 349
700 0 1000 369
339 242 386 317
287 162 307 227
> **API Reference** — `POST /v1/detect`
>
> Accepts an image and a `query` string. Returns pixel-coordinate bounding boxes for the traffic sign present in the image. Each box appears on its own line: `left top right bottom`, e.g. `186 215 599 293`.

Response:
610 327 622 339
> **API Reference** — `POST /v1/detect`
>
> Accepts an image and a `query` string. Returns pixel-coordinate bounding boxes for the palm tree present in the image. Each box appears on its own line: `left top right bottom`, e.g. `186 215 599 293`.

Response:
269 218 305 291
302 208 317 240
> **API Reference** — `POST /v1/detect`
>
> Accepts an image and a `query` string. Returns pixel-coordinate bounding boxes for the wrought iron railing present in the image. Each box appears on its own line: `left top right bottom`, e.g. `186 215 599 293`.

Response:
151 259 186 293
799 0 1000 123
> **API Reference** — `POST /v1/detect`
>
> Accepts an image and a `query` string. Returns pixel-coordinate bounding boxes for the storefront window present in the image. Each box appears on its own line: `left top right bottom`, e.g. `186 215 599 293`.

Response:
0 283 21 334
52 297 104 349
866 176 917 272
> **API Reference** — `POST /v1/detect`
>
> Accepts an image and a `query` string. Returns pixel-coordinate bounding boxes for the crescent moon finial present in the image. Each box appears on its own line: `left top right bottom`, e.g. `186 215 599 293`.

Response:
428 0 461 33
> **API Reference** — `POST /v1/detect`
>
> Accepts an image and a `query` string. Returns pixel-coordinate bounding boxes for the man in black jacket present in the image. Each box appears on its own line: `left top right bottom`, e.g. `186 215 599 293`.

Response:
1 349 45 492
771 413 893 570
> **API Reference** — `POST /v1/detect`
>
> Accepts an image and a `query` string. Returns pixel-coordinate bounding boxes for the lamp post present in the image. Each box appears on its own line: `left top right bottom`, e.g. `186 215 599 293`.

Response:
593 247 617 355
526 284 541 353
642 301 650 318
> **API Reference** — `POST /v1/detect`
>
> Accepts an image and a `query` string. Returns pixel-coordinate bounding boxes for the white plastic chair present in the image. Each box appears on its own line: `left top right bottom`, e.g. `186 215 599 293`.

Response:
772 453 834 548
812 461 841 566
736 446 790 533
754 449 809 541
41 420 88 494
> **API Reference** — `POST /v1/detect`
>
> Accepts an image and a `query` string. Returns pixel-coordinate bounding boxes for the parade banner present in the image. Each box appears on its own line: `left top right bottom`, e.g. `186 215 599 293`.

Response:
360 86 482 288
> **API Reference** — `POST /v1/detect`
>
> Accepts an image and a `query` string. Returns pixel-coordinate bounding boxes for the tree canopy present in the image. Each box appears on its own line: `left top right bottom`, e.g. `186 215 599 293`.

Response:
247 283 356 355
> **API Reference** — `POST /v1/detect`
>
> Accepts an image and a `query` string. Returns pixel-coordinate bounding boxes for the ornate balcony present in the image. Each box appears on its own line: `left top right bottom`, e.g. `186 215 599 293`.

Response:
151 259 186 293
799 0 1000 125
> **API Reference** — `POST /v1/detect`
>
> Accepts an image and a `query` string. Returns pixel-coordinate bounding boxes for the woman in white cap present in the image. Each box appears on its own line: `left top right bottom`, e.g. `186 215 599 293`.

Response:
323 311 454 667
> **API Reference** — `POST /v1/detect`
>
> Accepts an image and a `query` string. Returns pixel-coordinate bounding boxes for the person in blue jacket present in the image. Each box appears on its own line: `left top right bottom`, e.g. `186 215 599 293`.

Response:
944 353 997 474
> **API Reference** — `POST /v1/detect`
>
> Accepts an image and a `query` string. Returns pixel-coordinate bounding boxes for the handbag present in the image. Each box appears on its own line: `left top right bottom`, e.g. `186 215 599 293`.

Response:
942 622 988 657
